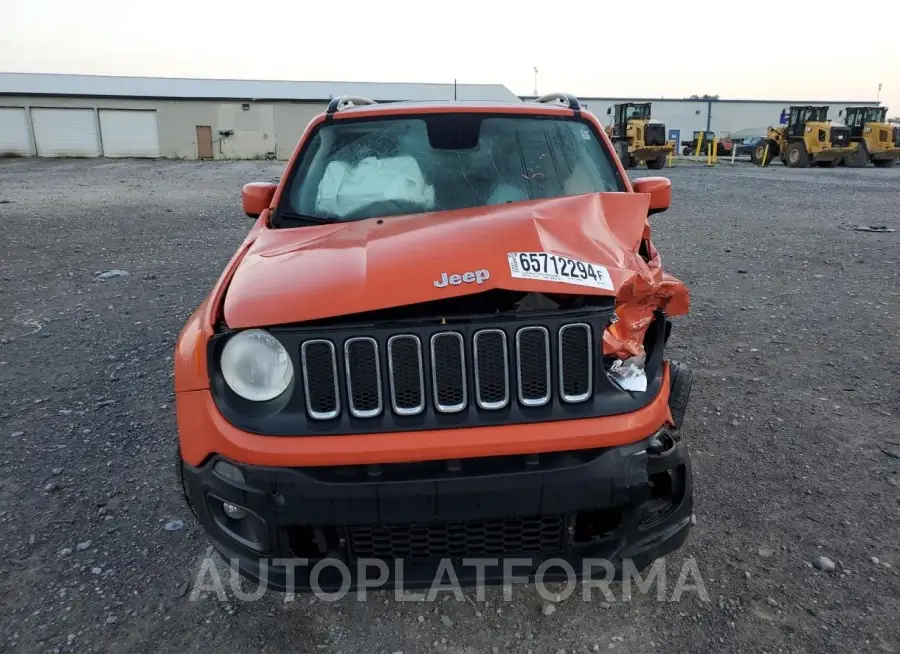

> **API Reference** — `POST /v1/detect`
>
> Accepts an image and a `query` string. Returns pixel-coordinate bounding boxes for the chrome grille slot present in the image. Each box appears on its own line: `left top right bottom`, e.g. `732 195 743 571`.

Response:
473 329 509 410
344 337 382 418
516 326 551 406
430 332 467 413
559 323 592 403
387 335 425 416
300 339 340 420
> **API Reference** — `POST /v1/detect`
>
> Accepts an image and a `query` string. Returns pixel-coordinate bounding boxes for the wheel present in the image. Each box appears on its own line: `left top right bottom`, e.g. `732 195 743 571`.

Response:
785 141 809 168
845 142 869 168
646 155 666 170
751 140 777 166
667 361 692 431
682 146 693 156
872 158 895 168
615 141 633 169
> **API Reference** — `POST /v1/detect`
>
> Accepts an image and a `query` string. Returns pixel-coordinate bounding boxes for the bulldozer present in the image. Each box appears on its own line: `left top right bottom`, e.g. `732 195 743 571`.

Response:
838 106 900 168
751 105 854 168
605 102 674 169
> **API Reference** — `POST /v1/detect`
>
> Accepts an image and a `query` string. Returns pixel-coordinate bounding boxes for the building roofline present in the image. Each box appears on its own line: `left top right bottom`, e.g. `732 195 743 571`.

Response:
0 72 520 103
520 95 880 105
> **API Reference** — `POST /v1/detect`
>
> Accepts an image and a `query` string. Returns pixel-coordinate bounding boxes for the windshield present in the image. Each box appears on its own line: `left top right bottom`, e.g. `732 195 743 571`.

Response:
625 105 650 120
865 107 887 123
278 114 625 224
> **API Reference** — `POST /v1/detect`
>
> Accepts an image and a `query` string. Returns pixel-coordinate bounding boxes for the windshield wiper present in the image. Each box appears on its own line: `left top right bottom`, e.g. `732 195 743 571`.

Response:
276 211 341 226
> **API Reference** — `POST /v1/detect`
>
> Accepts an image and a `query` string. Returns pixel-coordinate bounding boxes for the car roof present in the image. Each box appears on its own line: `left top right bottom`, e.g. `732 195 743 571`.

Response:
328 99 581 120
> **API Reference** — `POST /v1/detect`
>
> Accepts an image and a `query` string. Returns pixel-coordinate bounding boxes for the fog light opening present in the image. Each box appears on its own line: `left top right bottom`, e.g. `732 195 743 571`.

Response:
222 502 247 520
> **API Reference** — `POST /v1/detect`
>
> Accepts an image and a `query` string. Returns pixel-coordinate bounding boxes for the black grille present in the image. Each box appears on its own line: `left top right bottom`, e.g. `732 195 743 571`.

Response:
345 338 381 417
559 324 592 402
291 320 607 423
645 123 666 146
347 515 568 560
301 340 339 419
473 330 509 409
516 327 551 406
830 126 850 147
431 333 466 412
894 127 900 147
387 335 424 415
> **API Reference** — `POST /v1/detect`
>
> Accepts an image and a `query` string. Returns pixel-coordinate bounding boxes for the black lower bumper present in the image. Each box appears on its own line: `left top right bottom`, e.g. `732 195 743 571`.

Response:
178 431 692 594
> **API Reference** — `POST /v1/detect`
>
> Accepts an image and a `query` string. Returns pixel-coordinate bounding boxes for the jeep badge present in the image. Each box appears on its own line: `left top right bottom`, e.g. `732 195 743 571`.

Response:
433 269 490 288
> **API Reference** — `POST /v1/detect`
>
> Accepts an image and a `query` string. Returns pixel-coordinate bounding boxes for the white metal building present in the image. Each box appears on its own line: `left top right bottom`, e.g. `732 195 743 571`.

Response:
0 72 881 159
0 73 519 160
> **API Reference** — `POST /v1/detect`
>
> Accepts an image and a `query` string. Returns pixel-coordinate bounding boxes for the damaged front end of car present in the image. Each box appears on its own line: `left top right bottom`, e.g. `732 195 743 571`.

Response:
175 133 694 592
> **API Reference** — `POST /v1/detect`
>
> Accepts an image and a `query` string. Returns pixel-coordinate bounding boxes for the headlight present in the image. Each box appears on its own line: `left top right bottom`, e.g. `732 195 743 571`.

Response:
220 329 293 401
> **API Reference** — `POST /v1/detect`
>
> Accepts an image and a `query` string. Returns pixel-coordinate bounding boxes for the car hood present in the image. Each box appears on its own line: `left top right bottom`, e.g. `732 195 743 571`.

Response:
223 192 670 328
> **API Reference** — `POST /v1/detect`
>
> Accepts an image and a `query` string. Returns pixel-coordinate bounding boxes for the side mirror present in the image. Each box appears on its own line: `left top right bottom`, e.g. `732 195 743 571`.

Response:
632 177 671 215
838 109 843 117
241 182 277 218
606 107 612 115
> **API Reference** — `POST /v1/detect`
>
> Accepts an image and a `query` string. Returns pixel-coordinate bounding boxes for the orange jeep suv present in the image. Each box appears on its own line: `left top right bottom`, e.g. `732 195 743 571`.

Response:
174 93 693 593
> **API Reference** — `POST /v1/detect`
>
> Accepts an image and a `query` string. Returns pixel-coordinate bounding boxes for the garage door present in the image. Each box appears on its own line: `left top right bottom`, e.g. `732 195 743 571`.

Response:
0 108 33 156
31 108 101 157
99 110 160 158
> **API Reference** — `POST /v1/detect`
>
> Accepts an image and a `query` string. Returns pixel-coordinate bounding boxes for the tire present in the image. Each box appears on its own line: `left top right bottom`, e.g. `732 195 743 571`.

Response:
615 141 633 169
646 155 667 170
785 141 809 168
668 361 692 431
845 142 869 168
682 146 693 156
751 140 777 166
873 158 895 168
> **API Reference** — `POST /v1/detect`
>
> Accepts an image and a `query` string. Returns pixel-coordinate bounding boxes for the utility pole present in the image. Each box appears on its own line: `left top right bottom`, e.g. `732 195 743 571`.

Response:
533 67 538 96
876 82 882 103
454 78 457 100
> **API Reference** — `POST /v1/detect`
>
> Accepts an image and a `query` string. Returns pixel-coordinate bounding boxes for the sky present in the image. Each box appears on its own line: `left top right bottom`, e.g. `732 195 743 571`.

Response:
2 0 897 113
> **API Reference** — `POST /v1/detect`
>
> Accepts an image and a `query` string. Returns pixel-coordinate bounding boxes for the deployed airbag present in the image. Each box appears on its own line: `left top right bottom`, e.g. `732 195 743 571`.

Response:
315 156 436 217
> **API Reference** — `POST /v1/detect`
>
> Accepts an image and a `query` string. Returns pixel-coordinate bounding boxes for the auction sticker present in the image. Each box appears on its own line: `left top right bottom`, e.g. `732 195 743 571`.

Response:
507 252 614 290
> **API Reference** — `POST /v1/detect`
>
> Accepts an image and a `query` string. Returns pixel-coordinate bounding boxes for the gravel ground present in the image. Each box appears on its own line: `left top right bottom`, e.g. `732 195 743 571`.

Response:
1 158 898 654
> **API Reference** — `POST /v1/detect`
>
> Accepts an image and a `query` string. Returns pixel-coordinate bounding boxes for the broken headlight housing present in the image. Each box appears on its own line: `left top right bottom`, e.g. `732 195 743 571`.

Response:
605 355 648 392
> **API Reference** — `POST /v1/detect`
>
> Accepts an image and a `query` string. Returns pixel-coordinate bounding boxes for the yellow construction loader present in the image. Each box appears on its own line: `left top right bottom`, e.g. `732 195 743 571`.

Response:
605 103 674 170
751 105 855 168
839 106 900 168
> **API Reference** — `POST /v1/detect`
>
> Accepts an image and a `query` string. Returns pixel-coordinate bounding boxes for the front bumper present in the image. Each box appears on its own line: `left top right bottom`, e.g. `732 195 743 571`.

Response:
812 146 856 160
872 147 900 161
178 430 692 593
631 146 674 159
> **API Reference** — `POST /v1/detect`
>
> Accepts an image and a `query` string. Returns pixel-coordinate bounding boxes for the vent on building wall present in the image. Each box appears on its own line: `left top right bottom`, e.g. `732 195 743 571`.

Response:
242 103 250 111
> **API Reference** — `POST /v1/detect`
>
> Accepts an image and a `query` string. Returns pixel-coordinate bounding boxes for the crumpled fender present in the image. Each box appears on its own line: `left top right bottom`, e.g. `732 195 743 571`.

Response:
603 227 690 358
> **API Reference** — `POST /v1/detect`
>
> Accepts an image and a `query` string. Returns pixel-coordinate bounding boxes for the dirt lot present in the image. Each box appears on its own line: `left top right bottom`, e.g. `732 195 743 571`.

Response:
1 158 898 654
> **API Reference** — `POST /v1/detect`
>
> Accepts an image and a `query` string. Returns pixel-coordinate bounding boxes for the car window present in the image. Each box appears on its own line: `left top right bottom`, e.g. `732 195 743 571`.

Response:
278 114 625 224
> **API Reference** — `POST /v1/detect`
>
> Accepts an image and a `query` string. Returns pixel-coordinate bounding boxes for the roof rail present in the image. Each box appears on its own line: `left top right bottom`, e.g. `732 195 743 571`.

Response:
326 95 377 114
533 93 581 112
